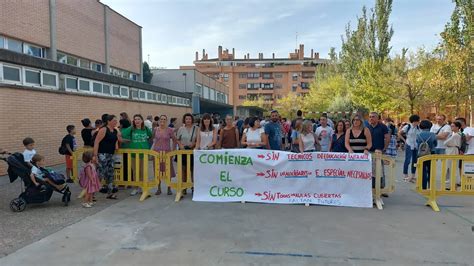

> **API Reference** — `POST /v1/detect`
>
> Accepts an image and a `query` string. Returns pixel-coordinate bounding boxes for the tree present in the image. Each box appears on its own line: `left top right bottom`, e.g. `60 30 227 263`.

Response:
143 62 153 84
274 93 306 119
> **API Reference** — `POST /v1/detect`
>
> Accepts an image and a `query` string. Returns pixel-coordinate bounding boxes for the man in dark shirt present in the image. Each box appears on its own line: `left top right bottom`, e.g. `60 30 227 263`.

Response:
265 110 283 150
367 112 390 191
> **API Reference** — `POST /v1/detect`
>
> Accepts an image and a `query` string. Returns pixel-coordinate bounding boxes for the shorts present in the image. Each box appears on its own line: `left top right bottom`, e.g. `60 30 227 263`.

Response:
65 155 73 169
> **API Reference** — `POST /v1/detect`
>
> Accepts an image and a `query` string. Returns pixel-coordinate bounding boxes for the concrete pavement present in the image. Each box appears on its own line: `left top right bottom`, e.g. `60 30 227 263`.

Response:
0 156 473 266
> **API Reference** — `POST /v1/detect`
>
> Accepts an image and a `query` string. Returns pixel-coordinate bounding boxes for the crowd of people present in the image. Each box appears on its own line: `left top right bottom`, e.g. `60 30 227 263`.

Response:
5 109 471 208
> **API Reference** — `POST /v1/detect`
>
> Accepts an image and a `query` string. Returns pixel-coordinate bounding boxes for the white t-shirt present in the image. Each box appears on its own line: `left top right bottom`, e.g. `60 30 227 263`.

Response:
401 124 420 150
315 126 334 152
464 127 474 154
244 128 264 144
144 120 153 130
430 124 452 149
23 149 36 163
301 133 316 151
31 165 44 180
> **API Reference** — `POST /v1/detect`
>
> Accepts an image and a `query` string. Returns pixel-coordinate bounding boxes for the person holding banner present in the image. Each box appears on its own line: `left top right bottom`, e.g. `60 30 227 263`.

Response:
196 113 217 150
330 120 348 152
299 120 317 152
241 117 266 149
345 115 372 154
218 114 240 149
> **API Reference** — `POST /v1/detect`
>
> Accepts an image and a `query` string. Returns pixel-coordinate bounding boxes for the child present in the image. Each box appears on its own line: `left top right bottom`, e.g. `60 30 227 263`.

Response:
79 151 101 208
30 154 65 191
22 137 36 167
61 125 77 183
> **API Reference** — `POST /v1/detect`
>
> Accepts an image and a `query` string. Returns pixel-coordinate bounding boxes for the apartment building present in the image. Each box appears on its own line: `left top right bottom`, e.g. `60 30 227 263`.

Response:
181 44 328 115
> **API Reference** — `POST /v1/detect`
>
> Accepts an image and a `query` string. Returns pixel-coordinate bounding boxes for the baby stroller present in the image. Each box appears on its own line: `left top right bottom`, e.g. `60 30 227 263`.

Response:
1 152 71 212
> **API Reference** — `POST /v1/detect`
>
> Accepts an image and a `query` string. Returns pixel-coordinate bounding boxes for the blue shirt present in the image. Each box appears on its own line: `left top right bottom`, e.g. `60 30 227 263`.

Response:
368 122 388 151
331 133 347 152
264 121 282 150
416 130 437 152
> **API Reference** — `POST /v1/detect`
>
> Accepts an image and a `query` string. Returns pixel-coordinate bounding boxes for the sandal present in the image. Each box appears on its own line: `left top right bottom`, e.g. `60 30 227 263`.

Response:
106 194 118 200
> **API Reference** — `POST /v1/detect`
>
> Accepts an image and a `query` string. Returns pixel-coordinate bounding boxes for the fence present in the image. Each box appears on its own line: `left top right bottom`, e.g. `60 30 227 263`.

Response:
416 154 474 212
72 149 394 207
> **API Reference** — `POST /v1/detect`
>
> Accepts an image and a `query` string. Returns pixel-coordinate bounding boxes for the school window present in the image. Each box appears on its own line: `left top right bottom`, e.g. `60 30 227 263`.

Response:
223 73 229 81
131 89 139 99
57 53 67 64
67 55 78 66
139 90 146 99
167 95 172 103
186 99 190 106
292 73 298 81
6 38 22 53
79 80 90 91
203 86 210 99
130 73 138 81
65 77 78 90
112 86 120 96
239 73 247 78
239 84 246 89
161 94 167 103
24 69 40 85
103 84 111 95
91 62 103 73
301 82 310 89
262 83 274 90
147 92 155 101
120 87 129 97
194 83 202 95
23 43 44 58
79 58 90 69
42 72 57 87
3 65 21 82
239 95 247 100
247 83 260 90
93 82 102 93
274 73 283 78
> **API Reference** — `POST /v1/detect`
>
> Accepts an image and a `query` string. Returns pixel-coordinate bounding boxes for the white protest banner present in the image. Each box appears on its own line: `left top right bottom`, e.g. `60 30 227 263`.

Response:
193 149 373 208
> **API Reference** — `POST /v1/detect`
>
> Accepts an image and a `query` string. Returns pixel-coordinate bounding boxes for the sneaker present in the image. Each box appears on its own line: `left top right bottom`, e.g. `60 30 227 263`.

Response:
130 189 139 196
82 202 92 208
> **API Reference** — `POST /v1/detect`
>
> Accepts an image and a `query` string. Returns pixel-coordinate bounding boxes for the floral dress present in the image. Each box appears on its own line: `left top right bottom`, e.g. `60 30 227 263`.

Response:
152 127 175 177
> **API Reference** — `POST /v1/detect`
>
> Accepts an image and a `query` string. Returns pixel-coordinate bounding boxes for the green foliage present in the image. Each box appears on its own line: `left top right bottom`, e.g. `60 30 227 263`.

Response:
143 62 153 84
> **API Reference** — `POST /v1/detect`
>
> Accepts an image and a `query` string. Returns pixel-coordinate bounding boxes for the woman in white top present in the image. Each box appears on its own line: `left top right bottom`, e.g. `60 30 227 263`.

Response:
299 120 317 152
196 113 217 150
444 121 462 187
241 117 266 149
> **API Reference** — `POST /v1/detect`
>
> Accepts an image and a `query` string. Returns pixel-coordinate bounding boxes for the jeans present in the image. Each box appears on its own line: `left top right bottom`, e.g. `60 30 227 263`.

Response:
403 146 418 175
422 160 431 189
434 148 446 155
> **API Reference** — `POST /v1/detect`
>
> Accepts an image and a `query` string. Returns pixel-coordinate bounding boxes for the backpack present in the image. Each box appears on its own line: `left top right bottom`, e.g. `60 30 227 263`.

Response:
417 135 432 158
58 145 67 155
401 124 411 139
459 132 467 153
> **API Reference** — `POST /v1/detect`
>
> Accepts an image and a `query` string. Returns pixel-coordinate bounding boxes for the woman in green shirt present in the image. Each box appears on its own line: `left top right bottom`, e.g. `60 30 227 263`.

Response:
121 114 153 196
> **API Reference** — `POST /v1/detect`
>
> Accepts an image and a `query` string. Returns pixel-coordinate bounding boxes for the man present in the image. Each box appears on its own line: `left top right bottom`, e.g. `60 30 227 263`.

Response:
367 112 390 191
455 117 468 154
322 112 334 128
315 116 334 152
291 110 303 130
430 114 451 154
265 110 283 150
144 115 153 130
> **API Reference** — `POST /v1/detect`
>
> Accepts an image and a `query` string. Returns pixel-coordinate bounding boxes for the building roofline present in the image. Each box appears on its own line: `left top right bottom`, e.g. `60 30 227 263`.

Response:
195 58 327 62
99 1 142 28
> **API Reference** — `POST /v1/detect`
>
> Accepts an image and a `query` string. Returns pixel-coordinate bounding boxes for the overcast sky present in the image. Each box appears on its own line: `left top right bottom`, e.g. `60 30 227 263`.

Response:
101 0 454 68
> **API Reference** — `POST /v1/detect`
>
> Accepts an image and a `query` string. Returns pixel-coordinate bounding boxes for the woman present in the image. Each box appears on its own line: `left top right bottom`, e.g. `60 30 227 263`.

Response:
299 120 316 152
344 119 351 131
345 115 372 154
218 114 240 149
93 115 120 199
196 113 217 150
445 121 462 187
330 120 348 152
152 116 160 130
122 114 153 196
81 118 94 147
176 113 198 195
398 115 420 183
290 118 303 153
119 112 131 129
241 117 266 149
152 115 177 195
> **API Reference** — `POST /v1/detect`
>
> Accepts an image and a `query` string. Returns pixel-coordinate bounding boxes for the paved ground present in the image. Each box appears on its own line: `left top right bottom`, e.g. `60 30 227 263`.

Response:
0 156 473 265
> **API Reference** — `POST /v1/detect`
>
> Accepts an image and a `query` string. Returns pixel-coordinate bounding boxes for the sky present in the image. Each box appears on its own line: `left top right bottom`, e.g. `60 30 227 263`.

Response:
101 0 455 68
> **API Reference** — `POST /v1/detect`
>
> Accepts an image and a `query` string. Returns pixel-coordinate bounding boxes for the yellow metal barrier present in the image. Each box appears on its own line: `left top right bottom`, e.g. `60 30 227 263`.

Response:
165 150 194 202
372 153 396 210
416 155 474 211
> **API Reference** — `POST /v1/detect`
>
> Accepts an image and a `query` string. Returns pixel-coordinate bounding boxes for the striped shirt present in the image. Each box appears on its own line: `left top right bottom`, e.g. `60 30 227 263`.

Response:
349 129 367 153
